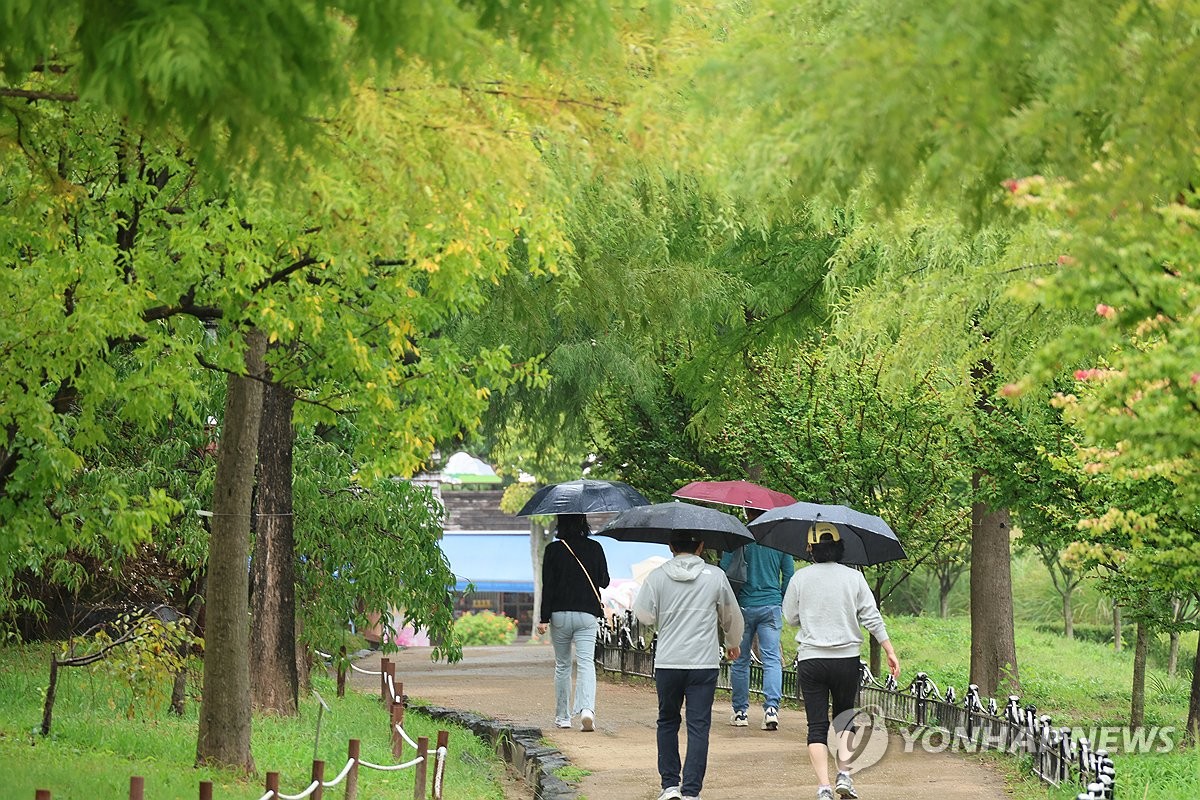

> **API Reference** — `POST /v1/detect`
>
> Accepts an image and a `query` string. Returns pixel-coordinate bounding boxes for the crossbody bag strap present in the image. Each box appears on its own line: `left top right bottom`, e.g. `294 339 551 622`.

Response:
560 540 603 605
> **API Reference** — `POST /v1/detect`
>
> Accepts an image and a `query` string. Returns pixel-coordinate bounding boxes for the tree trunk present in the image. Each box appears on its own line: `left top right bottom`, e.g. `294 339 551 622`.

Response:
171 569 206 716
296 615 311 696
1168 598 1182 677
529 519 552 640
1062 589 1074 640
939 571 952 619
196 329 265 772
1113 602 1122 652
968 483 1019 699
1186 634 1200 746
1131 621 1148 729
250 366 298 715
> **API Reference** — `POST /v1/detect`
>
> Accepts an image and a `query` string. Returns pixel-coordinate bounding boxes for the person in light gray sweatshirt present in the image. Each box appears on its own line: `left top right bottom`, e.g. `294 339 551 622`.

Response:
783 522 900 800
634 534 744 800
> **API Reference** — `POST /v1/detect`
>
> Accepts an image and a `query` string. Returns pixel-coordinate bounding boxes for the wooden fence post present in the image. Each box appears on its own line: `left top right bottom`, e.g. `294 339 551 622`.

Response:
310 760 325 800
129 776 144 800
391 681 404 712
36 791 52 800
379 658 391 701
265 771 280 798
41 654 59 736
344 739 360 800
337 645 347 698
413 736 429 800
433 730 450 800
391 704 405 759
199 780 213 800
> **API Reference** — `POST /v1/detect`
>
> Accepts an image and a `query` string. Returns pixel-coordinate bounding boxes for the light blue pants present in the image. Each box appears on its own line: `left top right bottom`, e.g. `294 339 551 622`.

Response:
731 604 784 712
551 611 599 722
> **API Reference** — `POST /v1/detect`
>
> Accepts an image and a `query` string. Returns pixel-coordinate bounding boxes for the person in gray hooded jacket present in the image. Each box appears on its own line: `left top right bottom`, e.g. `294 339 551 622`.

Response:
634 534 744 800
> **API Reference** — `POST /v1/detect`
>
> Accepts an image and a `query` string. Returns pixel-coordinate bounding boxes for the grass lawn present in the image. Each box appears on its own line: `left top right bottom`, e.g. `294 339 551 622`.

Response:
780 614 1198 799
0 642 511 800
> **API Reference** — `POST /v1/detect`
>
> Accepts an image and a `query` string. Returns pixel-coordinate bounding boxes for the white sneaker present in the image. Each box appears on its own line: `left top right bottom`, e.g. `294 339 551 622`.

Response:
835 771 858 799
730 710 749 727
762 706 779 731
580 708 595 731
554 717 571 729
656 787 682 800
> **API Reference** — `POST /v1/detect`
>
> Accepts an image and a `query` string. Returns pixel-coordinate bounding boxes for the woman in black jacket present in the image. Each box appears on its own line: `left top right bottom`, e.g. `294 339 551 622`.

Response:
535 514 610 731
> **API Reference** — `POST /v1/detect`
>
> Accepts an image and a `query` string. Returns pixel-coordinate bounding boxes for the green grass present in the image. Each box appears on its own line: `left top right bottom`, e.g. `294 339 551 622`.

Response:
0 642 511 800
777 614 1197 799
552 765 591 784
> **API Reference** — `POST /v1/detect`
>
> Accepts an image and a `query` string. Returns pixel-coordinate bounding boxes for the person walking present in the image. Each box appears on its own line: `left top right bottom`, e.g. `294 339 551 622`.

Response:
634 533 744 800
536 514 610 732
783 522 900 800
720 508 794 731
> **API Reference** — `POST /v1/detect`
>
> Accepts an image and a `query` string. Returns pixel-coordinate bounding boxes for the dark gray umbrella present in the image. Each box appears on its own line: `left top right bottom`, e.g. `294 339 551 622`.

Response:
516 479 650 517
748 502 906 566
597 501 755 551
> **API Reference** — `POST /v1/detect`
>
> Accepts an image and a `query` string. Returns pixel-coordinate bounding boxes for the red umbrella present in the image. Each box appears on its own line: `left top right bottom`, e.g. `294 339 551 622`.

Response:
671 480 796 511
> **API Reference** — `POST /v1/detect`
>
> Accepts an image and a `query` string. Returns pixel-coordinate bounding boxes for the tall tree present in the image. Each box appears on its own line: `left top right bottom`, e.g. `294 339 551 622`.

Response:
3 1 672 769
197 330 265 771
249 355 298 714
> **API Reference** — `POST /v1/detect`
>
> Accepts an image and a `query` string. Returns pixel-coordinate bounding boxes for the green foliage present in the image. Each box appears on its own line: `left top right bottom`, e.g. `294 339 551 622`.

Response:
0 7 647 634
0 1 670 165
294 430 461 662
452 611 517 646
74 612 199 718
686 0 1200 640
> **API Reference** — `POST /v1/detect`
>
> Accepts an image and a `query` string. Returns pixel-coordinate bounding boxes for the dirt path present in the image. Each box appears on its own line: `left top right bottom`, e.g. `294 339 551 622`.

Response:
353 644 1013 800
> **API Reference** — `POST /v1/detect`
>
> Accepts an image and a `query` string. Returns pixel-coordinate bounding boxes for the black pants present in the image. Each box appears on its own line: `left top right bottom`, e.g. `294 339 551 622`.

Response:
797 657 860 745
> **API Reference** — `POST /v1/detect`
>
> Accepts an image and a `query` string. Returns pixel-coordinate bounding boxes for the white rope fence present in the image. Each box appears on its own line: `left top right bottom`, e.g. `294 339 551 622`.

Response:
315 649 384 676
241 654 450 800
32 652 452 800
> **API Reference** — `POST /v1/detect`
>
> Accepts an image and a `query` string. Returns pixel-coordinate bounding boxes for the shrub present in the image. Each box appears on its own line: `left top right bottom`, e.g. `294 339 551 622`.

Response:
452 611 517 646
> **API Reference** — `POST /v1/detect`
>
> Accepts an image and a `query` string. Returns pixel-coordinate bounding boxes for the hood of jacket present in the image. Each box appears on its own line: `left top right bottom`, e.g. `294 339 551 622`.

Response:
661 553 706 582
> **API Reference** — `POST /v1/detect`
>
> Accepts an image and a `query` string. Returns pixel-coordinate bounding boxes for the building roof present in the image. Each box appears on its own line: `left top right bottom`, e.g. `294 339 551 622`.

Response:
440 531 672 593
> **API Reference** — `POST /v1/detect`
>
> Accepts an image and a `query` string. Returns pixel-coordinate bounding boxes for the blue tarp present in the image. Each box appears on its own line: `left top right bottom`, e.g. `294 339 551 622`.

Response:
440 531 671 593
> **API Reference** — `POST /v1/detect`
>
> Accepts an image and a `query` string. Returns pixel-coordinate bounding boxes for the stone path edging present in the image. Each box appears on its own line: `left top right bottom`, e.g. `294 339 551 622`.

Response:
412 703 577 800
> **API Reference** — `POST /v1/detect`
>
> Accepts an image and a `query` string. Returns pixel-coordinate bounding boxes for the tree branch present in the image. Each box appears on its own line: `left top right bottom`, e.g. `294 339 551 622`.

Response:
252 256 321 293
0 87 78 102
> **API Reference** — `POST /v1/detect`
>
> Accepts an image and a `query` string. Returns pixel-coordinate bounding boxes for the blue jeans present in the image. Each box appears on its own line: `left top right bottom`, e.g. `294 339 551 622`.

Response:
730 604 783 712
550 611 598 721
655 668 717 797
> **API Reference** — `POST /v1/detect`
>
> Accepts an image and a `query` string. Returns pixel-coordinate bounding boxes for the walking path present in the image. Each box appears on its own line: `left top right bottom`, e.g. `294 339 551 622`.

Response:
353 644 1013 800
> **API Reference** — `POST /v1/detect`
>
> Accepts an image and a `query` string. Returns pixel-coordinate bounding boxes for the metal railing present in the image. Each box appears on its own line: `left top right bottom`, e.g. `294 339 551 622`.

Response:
596 611 1116 800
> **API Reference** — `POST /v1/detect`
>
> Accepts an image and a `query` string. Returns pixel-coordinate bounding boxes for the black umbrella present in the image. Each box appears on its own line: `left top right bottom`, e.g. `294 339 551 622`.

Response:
748 502 906 566
597 501 755 551
515 479 650 517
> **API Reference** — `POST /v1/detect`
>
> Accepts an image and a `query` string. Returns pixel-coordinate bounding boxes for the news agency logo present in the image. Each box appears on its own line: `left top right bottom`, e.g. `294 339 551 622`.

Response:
830 705 890 771
831 705 1179 772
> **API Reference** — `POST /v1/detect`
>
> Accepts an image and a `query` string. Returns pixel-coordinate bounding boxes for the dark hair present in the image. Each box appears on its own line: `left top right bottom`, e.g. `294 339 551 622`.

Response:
810 537 845 564
555 514 590 539
669 533 703 554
